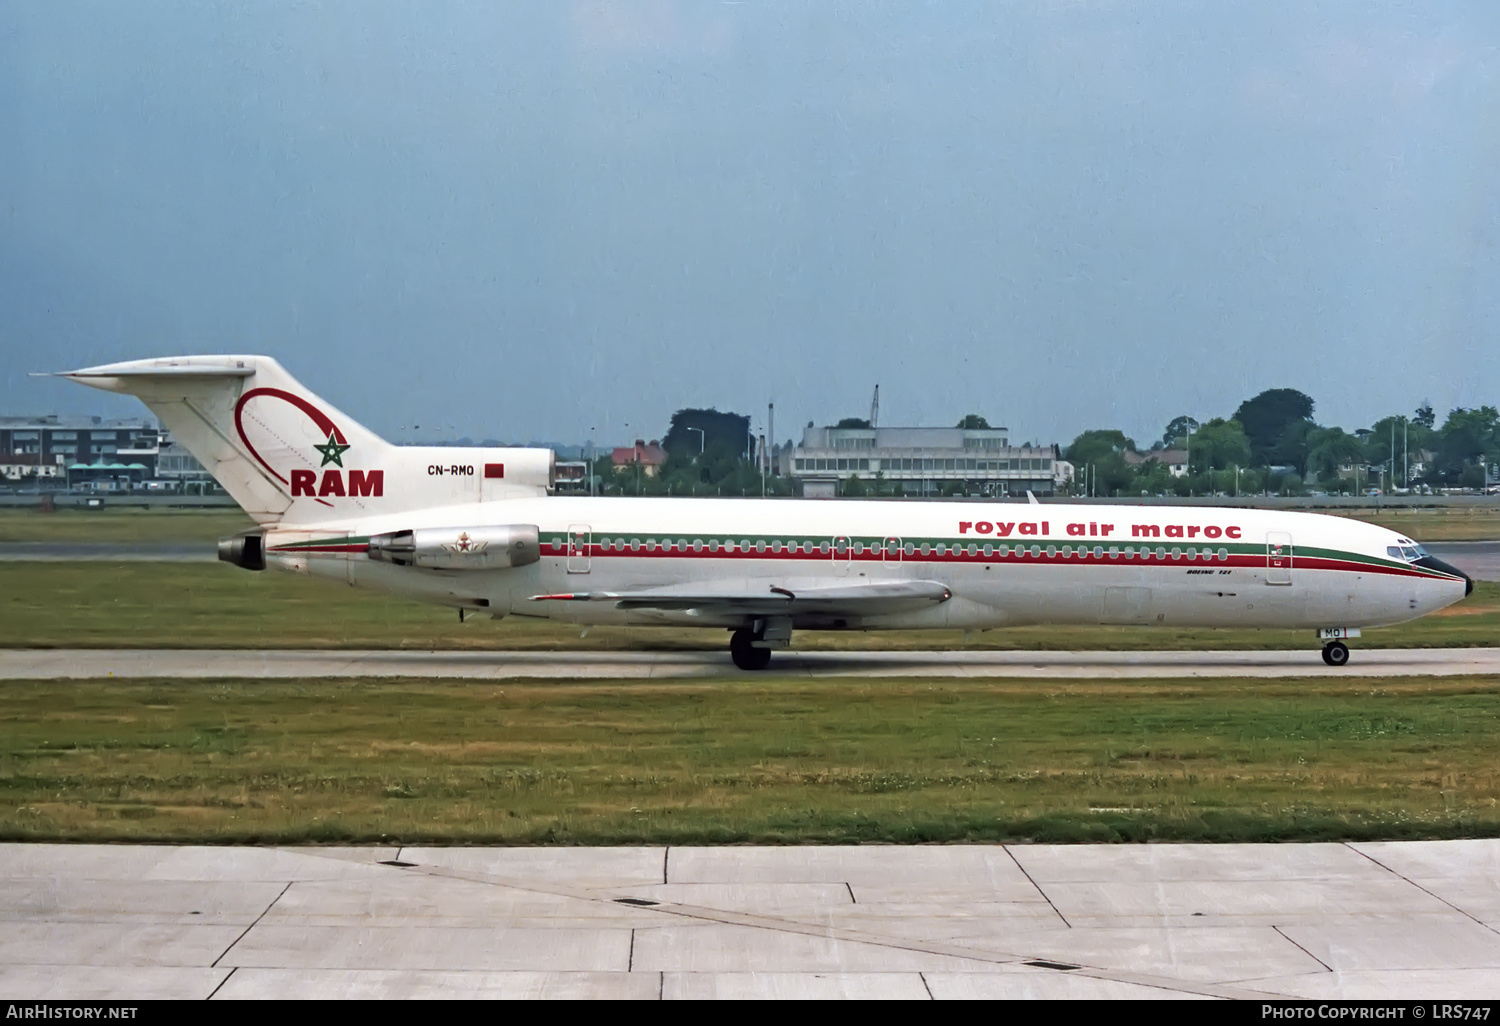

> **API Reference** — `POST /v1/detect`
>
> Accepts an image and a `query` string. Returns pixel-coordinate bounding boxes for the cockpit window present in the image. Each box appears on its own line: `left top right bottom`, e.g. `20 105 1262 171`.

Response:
1387 546 1403 559
1388 545 1427 561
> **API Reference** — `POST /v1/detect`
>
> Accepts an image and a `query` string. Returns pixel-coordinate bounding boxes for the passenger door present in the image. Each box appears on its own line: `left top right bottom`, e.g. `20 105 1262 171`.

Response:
1266 531 1293 585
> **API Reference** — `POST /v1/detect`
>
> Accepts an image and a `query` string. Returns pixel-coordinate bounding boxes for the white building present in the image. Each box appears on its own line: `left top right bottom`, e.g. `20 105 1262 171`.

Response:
787 424 1064 498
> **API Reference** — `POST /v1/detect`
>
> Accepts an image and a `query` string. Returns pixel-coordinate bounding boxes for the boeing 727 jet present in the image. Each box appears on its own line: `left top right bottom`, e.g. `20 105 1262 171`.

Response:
61 356 1472 669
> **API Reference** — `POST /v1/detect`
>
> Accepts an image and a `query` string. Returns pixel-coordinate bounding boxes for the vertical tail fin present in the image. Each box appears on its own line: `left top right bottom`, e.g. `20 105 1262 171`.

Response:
60 355 393 525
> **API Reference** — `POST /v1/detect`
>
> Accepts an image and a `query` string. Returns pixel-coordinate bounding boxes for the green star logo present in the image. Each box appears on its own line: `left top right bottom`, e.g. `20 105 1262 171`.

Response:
314 431 351 468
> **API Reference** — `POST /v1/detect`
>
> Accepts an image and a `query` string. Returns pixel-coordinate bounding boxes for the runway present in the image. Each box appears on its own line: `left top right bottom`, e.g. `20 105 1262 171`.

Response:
1427 541 1500 582
0 541 213 562
5 840 1500 999
4 646 1500 680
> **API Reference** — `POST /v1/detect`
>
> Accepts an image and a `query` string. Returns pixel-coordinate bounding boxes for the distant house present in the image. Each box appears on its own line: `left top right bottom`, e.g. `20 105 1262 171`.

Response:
611 439 667 477
1124 449 1188 477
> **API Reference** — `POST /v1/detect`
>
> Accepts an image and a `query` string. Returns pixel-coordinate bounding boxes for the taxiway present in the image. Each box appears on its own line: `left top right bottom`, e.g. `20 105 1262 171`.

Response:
4 841 1499 999
3 646 1500 680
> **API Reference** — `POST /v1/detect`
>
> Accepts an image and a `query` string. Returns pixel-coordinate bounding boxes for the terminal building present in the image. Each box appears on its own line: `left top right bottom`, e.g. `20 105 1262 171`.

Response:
0 415 216 492
786 423 1068 498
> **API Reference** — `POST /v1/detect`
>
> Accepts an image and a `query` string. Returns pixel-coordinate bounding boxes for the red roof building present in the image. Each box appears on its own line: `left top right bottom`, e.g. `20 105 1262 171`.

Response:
611 439 667 477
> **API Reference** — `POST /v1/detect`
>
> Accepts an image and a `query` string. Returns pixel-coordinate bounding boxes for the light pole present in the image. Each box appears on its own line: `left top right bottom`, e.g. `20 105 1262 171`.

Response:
686 427 704 456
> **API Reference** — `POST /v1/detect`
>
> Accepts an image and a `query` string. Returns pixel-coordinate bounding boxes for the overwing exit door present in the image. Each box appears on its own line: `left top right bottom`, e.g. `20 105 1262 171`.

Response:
567 524 591 574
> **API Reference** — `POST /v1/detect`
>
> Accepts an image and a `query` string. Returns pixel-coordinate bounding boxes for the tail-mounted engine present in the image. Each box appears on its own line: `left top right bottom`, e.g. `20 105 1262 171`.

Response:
367 525 540 570
218 531 267 571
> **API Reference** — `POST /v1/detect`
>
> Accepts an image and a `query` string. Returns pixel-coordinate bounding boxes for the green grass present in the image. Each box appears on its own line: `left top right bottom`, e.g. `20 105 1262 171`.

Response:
1343 507 1500 542
3 674 1499 844
2 561 1496 651
0 508 254 544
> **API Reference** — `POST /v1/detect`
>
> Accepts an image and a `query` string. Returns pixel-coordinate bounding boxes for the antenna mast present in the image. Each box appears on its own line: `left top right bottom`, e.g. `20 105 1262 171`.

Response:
870 384 879 430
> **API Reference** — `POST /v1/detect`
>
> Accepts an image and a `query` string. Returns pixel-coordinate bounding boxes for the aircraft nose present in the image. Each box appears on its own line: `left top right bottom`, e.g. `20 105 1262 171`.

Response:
1414 555 1474 597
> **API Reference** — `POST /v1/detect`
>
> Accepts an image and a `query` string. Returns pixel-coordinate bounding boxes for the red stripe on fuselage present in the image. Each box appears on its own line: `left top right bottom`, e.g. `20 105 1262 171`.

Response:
538 541 1456 581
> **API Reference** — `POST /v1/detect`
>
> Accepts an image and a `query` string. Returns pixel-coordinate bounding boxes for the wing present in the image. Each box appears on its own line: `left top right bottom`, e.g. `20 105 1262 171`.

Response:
531 579 951 617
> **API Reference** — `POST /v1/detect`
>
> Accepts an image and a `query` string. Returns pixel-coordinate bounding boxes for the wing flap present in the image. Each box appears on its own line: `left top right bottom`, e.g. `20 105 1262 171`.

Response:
532 580 951 617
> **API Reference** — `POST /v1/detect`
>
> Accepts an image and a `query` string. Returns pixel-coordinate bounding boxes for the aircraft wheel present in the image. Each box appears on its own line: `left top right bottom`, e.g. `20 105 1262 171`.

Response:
1322 641 1350 667
730 628 773 671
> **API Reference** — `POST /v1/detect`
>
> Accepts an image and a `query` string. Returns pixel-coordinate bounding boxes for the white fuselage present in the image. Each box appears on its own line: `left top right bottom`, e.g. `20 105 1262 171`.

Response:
264 496 1469 634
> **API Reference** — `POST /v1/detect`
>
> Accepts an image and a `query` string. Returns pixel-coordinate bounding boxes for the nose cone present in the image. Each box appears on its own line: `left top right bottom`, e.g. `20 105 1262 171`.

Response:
1414 555 1474 597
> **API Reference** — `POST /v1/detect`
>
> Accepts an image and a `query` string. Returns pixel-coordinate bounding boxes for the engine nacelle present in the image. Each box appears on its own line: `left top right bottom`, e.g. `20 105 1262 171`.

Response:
367 525 540 570
218 531 266 571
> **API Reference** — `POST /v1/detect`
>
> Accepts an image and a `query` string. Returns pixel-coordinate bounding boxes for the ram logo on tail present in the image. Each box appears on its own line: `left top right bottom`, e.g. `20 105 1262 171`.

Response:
234 386 384 506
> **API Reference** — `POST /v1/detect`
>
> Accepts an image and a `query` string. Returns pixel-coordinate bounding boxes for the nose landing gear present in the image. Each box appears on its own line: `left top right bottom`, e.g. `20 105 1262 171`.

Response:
1321 641 1350 667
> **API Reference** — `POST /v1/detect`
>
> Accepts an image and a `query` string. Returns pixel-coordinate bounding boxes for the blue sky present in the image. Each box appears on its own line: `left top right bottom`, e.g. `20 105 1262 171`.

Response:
4 2 1497 447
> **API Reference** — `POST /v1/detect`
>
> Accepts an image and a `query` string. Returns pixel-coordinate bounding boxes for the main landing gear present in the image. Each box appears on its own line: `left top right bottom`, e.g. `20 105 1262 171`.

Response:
729 617 792 671
1321 641 1350 667
729 628 772 671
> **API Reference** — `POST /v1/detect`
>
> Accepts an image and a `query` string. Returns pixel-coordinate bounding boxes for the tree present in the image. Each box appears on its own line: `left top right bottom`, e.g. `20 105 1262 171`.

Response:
1274 419 1317 476
836 417 871 429
662 409 750 461
1307 427 1365 483
1161 415 1199 448
1064 430 1135 496
1132 460 1174 496
1188 418 1251 473
1432 406 1500 484
1065 429 1135 467
1414 402 1436 429
955 414 991 429
1234 389 1315 465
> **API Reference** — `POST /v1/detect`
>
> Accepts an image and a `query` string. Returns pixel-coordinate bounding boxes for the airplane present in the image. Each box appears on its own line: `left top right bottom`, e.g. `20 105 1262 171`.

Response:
59 355 1473 670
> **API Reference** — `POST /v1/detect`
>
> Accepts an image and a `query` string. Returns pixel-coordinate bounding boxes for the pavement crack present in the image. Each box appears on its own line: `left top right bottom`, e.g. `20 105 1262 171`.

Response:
845 882 857 905
211 880 292 969
1273 924 1332 972
1002 844 1070 928
919 971 934 999
628 928 636 972
663 846 670 885
1347 842 1500 936
206 966 237 1000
